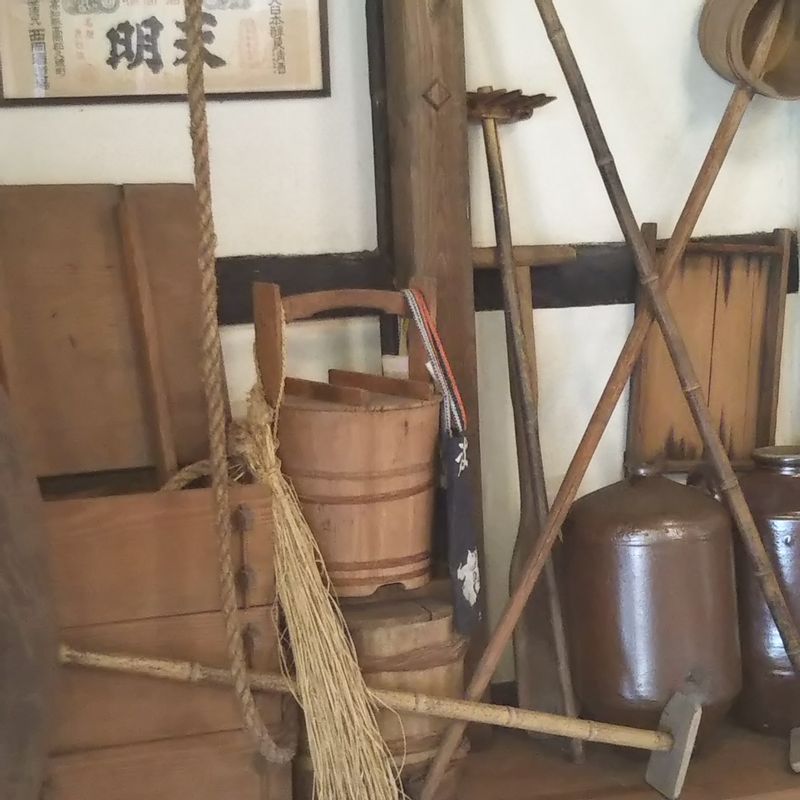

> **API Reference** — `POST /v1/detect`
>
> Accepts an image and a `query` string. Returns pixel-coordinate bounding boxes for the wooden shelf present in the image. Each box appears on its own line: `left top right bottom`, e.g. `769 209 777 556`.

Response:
460 727 797 800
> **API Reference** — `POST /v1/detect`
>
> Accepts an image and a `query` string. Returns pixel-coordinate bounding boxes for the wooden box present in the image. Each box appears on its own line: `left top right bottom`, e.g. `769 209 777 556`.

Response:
46 483 291 799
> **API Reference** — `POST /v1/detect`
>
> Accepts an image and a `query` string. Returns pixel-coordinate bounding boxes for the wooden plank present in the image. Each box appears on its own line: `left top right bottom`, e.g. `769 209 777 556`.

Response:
46 484 274 628
509 262 569 719
284 377 370 406
0 184 210 478
756 228 792 445
46 731 292 800
382 0 489 675
252 282 287 409
122 184 211 467
54 608 282 753
328 369 434 400
117 189 178 483
628 247 718 465
627 229 790 472
0 185 150 475
708 253 769 460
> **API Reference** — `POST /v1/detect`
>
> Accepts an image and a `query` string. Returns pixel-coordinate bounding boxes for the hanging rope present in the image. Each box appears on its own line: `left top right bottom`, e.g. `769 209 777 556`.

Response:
181 0 292 764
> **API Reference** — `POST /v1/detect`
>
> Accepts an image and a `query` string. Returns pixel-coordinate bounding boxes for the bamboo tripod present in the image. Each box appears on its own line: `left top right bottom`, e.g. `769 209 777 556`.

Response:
420 2 797 798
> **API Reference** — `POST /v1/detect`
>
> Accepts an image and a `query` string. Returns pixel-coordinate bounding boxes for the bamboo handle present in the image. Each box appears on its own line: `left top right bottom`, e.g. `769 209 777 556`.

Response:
58 645 672 753
420 4 788 798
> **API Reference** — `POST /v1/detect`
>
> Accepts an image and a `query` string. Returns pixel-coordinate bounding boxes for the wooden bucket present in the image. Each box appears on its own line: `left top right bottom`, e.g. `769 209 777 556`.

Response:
699 0 800 99
278 392 440 597
293 588 468 799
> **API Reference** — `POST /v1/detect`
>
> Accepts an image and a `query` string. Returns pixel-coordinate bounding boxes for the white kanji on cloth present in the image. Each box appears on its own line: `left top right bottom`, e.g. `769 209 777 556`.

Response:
456 549 480 607
455 436 469 476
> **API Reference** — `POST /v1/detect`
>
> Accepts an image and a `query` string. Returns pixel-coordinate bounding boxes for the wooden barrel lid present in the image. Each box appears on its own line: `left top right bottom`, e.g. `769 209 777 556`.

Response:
339 586 466 672
341 592 453 632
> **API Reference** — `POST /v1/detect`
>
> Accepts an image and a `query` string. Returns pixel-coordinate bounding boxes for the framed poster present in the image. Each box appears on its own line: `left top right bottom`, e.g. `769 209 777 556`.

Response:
0 0 329 104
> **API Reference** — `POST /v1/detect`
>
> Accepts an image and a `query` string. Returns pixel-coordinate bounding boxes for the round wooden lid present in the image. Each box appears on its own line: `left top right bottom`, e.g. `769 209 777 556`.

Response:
340 589 453 632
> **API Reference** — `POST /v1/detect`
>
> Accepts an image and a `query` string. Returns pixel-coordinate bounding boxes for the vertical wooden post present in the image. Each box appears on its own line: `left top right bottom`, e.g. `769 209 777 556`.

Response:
382 0 489 670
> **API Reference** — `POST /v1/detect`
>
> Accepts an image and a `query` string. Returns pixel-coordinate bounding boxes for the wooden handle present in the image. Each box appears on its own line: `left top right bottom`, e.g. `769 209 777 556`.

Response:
253 283 285 408
254 282 439 405
282 289 408 322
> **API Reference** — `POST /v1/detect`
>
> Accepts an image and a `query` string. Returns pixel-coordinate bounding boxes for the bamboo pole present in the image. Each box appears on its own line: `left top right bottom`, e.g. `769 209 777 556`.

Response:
420 4 789 798
477 86 582 763
58 645 672 753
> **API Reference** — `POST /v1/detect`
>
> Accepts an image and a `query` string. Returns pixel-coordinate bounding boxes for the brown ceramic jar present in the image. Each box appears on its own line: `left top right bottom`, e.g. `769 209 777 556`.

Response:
736 446 800 735
562 472 742 740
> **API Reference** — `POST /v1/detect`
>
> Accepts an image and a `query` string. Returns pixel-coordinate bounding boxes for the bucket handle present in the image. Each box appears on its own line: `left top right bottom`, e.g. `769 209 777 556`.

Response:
253 281 437 407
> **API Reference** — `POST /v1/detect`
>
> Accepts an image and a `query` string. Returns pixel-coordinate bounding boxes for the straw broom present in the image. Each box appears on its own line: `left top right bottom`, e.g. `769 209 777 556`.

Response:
233 377 401 800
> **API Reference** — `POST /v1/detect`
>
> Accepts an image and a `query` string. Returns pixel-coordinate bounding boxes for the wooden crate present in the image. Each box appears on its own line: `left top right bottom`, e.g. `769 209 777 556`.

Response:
46 483 291 798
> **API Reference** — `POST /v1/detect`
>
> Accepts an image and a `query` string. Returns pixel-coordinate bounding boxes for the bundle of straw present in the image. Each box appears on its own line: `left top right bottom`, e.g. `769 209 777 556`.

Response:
234 376 401 800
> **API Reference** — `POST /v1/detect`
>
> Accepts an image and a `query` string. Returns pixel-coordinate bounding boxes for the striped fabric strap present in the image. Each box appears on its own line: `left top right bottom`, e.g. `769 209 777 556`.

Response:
402 289 465 435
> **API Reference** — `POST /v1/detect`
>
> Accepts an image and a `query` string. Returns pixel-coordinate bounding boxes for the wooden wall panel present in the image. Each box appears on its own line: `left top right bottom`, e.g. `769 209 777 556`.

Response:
707 256 769 459
124 185 208 466
0 185 147 475
631 253 717 464
0 184 207 477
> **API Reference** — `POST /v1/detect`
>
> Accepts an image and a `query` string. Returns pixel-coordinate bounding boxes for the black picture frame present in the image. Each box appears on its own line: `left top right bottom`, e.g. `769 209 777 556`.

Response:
0 0 329 106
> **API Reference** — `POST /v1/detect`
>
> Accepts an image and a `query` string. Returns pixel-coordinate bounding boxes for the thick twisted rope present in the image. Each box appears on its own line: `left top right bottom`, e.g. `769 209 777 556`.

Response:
182 0 292 764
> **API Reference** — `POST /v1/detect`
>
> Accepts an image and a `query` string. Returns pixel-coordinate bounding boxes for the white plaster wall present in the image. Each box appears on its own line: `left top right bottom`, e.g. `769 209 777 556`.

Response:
465 0 800 680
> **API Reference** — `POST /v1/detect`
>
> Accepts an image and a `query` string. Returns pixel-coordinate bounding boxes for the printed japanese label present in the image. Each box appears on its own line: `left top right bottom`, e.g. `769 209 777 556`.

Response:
0 0 324 99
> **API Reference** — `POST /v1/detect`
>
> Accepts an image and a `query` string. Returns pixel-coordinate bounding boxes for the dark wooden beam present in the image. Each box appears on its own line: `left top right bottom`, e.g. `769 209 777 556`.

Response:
216 232 797 324
365 0 392 256
216 251 392 326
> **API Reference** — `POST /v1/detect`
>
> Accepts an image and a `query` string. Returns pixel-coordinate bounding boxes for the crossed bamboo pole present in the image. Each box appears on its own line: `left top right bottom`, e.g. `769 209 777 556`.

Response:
420 2 794 798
